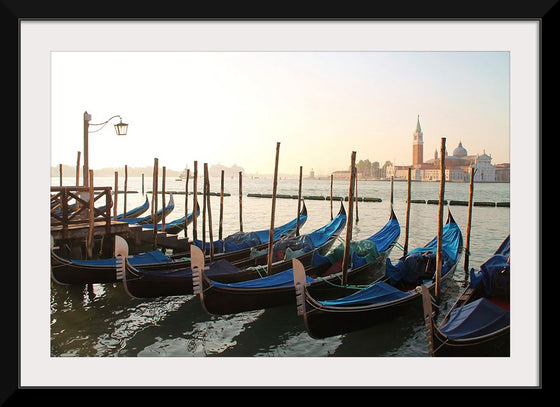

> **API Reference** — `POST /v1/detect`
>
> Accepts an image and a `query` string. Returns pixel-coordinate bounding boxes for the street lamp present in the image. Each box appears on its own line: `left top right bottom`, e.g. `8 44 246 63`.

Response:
83 111 129 186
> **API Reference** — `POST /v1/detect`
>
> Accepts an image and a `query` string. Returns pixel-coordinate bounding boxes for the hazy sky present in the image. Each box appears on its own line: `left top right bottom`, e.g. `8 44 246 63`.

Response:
51 51 509 176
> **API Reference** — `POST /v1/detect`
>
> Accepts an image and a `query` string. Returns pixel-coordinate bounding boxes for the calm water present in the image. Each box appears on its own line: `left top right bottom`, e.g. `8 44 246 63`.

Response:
51 175 510 357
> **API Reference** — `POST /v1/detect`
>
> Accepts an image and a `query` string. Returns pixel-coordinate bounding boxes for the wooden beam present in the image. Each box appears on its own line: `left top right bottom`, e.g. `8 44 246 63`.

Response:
464 166 476 274
341 151 356 286
266 142 281 274
404 167 411 256
435 138 446 299
296 165 302 236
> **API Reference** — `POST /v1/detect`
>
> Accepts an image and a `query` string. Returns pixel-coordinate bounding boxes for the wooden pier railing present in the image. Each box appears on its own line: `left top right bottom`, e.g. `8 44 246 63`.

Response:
51 186 112 239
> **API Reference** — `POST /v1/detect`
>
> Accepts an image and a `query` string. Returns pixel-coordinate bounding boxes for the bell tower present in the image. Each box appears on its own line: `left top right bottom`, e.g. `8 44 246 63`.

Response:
412 115 424 167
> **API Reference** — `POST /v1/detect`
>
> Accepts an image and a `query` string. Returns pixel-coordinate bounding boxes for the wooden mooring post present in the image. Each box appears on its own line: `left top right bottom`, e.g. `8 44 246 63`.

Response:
87 170 95 258
205 163 214 261
435 137 446 300
266 142 281 274
202 163 207 253
219 170 224 240
124 164 128 217
330 174 334 220
192 161 198 242
161 166 166 231
355 170 359 223
296 165 302 236
152 158 159 249
113 171 118 220
464 167 476 274
341 151 357 286
239 171 243 232
403 167 411 256
75 151 81 186
184 169 190 239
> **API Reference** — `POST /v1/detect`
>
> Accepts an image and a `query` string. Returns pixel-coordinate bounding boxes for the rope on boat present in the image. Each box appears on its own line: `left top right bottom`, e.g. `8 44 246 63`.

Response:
428 291 440 310
432 338 450 354
392 241 405 251
316 274 372 290
247 264 269 278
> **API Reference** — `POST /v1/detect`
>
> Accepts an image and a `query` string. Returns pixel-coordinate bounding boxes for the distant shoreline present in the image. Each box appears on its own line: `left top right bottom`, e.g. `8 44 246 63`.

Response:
51 166 509 183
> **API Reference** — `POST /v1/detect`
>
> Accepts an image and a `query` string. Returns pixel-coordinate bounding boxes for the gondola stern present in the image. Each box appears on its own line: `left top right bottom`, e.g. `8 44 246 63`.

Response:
114 236 137 298
50 252 71 286
50 236 70 285
446 206 456 225
121 259 142 300
421 284 437 356
338 200 346 216
190 244 209 297
390 206 398 222
292 258 309 317
300 199 307 217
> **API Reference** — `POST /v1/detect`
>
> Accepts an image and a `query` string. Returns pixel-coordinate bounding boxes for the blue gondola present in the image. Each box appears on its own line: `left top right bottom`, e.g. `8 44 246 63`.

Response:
422 235 510 356
192 206 400 315
293 209 463 339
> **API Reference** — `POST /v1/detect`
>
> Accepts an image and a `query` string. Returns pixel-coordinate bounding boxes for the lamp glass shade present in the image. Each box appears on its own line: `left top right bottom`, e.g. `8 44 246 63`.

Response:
114 122 128 136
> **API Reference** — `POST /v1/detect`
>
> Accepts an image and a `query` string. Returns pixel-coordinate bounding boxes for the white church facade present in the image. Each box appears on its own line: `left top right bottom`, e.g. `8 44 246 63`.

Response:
393 116 509 182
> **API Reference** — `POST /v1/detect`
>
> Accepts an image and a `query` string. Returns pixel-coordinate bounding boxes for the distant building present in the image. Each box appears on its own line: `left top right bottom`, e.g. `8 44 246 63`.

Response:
209 164 244 177
495 163 510 182
331 116 509 182
394 116 509 182
412 115 424 168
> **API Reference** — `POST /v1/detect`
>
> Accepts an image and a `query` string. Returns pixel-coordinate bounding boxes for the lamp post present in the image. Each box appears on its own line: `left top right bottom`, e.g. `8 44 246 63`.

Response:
83 111 128 186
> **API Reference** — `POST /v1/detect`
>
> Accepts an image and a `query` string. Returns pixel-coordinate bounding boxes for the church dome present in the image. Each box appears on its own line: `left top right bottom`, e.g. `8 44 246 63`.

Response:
453 141 467 158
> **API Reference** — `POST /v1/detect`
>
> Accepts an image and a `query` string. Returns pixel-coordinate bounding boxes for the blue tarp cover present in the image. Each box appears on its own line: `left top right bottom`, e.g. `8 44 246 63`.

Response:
272 234 315 261
206 211 345 289
469 235 510 296
135 258 242 279
314 220 461 308
193 238 225 253
368 217 401 253
223 231 263 252
253 213 308 243
439 297 510 339
249 210 345 260
306 211 346 248
212 268 316 289
319 281 412 307
72 249 172 266
386 220 462 285
192 213 307 254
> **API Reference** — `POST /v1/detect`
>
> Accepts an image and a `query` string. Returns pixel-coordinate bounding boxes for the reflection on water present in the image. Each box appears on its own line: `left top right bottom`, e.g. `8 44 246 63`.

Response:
50 177 510 357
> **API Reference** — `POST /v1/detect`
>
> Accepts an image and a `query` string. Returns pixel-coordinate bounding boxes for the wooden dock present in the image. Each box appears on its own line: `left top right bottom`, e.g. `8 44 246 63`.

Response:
51 185 191 259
